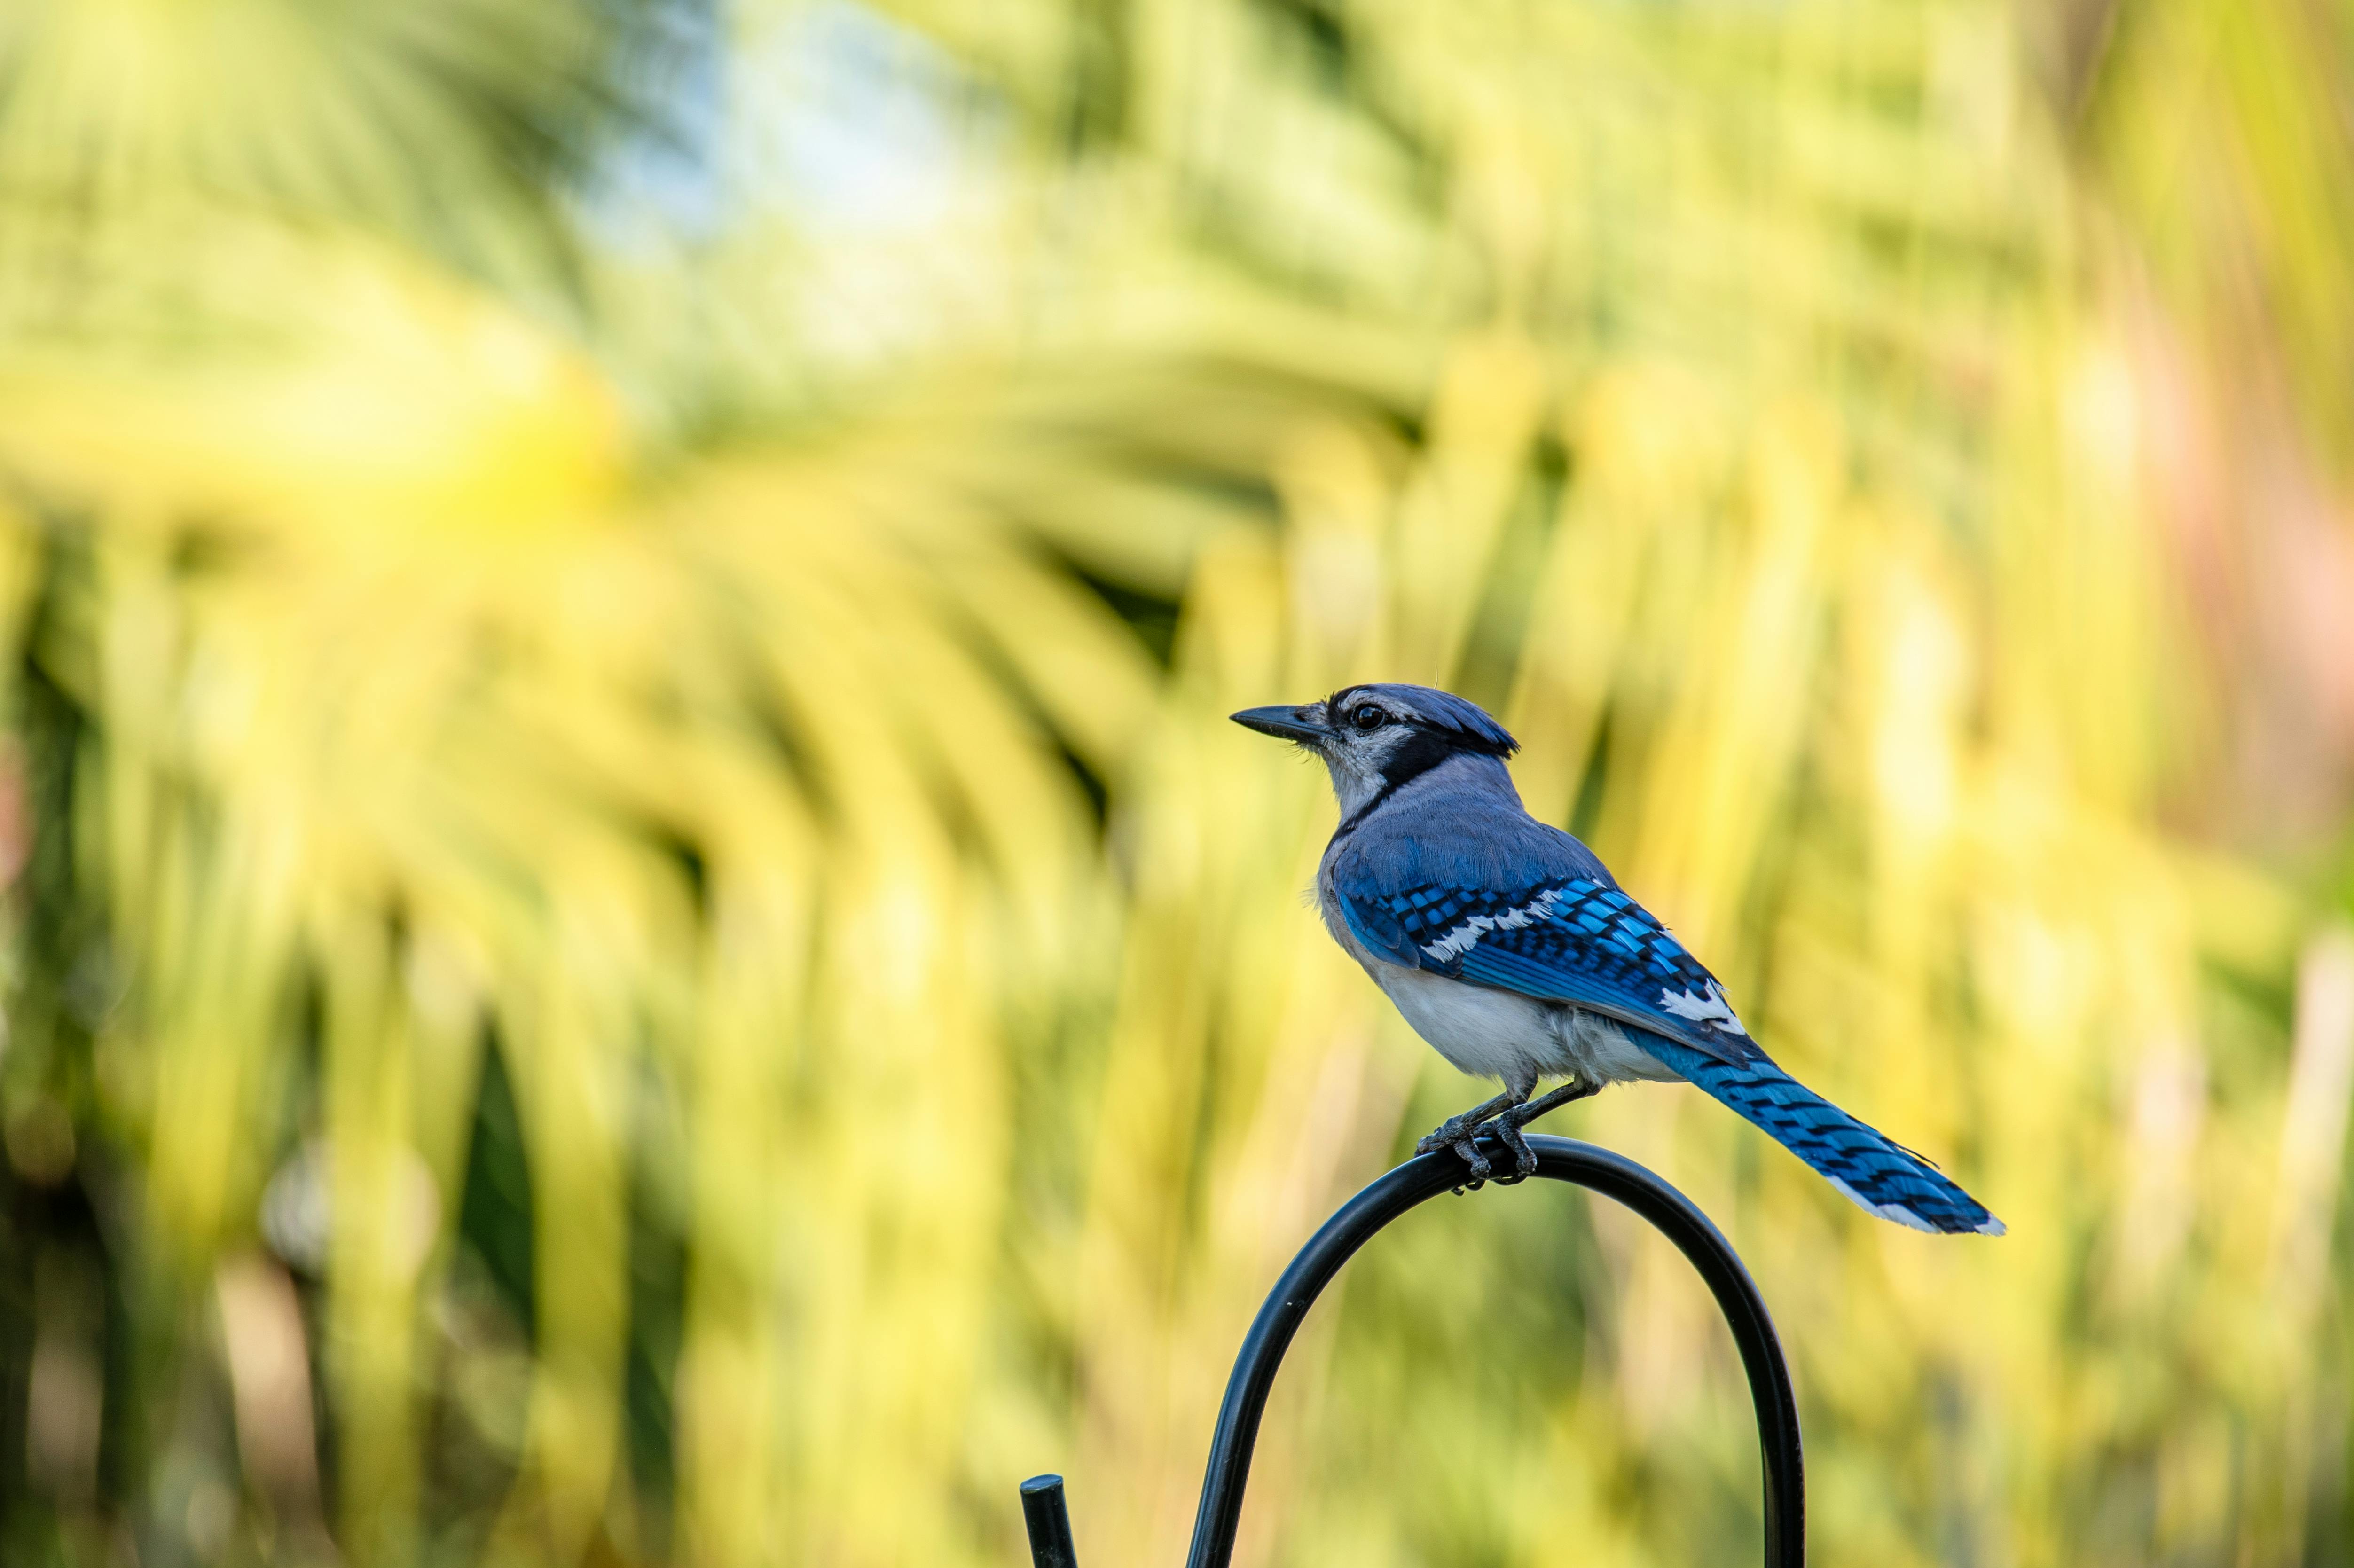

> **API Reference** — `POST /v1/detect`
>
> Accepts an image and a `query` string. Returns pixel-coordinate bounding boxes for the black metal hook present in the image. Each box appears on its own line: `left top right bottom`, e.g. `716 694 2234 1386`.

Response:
1021 1133 1804 1566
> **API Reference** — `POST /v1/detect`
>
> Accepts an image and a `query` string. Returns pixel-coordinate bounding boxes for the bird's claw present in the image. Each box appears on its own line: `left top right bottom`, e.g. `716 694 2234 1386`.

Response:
1418 1109 1489 1159
1485 1118 1538 1184
1418 1113 1499 1192
1420 1102 1542 1191
1416 1124 1459 1158
1447 1133 1492 1189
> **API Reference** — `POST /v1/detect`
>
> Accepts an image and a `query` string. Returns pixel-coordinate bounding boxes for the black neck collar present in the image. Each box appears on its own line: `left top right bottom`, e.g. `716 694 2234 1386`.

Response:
1334 727 1459 835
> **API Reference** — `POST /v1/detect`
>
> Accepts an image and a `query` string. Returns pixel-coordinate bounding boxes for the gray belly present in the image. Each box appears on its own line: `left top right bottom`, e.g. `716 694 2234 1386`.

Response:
1369 963 1683 1087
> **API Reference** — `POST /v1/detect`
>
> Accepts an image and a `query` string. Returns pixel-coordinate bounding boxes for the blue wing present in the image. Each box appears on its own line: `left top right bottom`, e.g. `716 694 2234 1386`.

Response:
1336 876 1753 1063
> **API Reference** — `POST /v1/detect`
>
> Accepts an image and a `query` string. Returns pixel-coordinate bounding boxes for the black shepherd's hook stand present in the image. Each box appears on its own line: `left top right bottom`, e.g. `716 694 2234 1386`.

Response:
1021 1133 1804 1567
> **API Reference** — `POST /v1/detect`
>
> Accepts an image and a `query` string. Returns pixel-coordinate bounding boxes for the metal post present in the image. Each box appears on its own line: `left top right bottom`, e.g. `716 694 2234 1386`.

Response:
1021 1474 1080 1568
1024 1132 1805 1567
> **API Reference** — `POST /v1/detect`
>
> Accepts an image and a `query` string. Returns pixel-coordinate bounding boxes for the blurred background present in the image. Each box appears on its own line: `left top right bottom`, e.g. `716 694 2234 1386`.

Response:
2 0 2353 1564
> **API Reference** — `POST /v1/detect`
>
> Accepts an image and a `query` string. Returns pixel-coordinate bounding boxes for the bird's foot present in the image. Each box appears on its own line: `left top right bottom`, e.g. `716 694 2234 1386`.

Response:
1446 1132 1494 1191
1415 1109 1486 1158
1417 1109 1500 1190
1483 1118 1538 1184
1479 1079 1601 1186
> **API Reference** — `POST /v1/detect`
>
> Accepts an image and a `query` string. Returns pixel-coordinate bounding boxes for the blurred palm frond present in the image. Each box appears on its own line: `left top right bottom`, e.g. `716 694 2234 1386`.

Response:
1 0 2352 1566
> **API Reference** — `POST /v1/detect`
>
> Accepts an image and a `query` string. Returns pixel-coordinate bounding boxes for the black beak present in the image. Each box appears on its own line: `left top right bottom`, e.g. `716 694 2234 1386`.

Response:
1231 704 1331 745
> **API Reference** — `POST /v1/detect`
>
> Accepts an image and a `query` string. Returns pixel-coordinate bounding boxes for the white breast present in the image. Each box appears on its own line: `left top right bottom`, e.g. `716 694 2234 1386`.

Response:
1367 963 1685 1088
1374 964 1561 1082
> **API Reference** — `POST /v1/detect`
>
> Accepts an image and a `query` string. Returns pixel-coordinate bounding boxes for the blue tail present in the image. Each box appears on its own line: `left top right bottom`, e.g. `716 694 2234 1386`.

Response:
1643 1039 2004 1236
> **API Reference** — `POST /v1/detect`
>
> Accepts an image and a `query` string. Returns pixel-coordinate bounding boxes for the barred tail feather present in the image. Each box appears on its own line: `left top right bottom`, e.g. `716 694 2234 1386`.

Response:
1643 1039 2005 1237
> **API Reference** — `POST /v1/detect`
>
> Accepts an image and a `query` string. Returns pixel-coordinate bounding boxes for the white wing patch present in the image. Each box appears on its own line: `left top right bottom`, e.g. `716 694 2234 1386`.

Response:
1419 888 1564 964
1657 979 1750 1037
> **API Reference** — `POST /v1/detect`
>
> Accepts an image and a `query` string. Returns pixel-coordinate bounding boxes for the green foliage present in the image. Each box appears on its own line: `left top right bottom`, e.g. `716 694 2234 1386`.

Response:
0 0 2347 1565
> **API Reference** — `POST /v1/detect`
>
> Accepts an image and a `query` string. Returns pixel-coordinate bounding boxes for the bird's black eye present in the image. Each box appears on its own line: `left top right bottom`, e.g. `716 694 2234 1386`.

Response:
1351 703 1387 733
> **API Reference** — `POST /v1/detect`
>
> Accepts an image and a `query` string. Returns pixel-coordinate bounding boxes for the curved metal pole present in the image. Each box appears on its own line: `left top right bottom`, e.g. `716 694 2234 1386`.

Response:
1023 1133 1804 1567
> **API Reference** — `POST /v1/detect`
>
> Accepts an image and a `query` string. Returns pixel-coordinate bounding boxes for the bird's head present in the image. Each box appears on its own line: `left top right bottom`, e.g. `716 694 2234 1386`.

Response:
1231 683 1520 819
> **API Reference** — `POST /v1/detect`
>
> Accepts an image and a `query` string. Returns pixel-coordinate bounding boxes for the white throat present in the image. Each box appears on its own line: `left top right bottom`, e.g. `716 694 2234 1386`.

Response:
1317 727 1416 818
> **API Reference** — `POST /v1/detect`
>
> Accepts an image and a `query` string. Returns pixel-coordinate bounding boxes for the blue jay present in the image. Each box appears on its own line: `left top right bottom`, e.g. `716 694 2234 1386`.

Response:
1233 682 2002 1235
